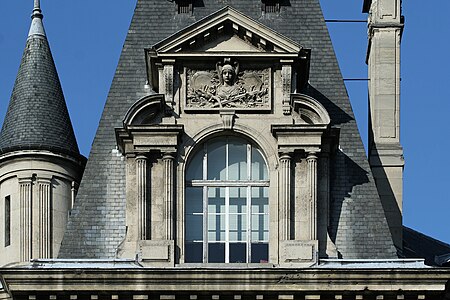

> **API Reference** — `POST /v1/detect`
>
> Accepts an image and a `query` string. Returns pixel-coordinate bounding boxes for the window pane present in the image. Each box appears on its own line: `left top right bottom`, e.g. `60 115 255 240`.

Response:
208 187 225 214
229 214 246 241
207 139 226 180
208 214 225 241
229 187 246 213
185 242 203 263
228 140 247 180
186 148 204 180
251 214 269 241
251 187 268 214
185 215 203 241
185 187 203 214
229 243 246 263
251 148 268 180
251 243 268 263
208 243 225 263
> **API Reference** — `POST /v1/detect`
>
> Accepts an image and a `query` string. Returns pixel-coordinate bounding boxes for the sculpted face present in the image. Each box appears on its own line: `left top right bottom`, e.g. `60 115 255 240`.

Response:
222 64 235 85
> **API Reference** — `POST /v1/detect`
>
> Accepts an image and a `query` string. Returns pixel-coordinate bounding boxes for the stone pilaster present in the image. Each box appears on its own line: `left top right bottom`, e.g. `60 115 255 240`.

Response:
136 155 148 240
279 153 291 240
163 153 175 240
366 0 404 251
19 178 33 261
307 152 318 241
38 178 52 258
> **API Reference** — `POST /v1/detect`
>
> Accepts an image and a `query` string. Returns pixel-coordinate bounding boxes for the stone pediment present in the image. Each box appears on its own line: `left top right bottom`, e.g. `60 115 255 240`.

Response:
146 6 311 113
150 6 302 56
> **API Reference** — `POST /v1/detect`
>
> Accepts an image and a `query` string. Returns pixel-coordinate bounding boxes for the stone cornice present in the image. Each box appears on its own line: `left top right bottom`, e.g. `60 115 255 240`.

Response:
1 267 449 294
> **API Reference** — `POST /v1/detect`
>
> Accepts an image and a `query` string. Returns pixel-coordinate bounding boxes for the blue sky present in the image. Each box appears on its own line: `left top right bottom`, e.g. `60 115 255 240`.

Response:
0 1 449 245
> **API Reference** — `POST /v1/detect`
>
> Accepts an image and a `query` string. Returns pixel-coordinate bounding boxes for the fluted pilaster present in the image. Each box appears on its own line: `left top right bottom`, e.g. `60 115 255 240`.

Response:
279 154 291 240
136 155 148 240
163 153 175 240
38 178 52 258
307 152 318 240
19 178 33 261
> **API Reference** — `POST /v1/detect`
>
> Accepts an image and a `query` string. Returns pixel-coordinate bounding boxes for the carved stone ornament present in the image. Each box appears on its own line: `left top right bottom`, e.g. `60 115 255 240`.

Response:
186 59 270 110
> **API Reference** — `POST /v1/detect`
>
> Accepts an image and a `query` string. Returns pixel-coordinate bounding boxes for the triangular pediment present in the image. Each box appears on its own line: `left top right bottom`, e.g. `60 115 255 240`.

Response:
200 34 264 53
151 6 302 55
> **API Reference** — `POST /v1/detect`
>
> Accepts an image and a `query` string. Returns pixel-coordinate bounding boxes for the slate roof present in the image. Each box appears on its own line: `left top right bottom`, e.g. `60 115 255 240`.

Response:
403 226 450 266
0 9 80 158
59 0 397 259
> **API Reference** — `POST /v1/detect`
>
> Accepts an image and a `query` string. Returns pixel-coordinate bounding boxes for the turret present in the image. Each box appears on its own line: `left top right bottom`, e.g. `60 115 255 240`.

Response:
0 0 85 265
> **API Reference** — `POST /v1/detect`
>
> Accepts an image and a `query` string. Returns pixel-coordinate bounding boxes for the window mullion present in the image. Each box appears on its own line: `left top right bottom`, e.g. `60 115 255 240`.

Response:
203 143 207 180
246 186 251 263
203 186 208 263
203 143 208 263
247 143 251 180
246 143 252 263
225 187 230 263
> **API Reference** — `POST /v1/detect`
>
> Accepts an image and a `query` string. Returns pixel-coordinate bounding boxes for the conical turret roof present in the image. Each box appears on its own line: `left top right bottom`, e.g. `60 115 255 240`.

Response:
0 1 80 157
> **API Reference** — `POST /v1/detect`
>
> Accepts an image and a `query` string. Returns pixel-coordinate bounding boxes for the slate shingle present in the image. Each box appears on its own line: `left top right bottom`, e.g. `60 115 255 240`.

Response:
0 29 80 158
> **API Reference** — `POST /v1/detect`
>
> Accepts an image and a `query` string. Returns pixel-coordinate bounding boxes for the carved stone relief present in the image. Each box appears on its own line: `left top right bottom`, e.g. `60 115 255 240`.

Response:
186 59 270 110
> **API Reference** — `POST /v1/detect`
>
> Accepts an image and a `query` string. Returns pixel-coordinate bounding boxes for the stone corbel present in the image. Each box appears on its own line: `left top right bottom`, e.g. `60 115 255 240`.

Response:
220 110 236 130
281 60 294 115
162 59 176 110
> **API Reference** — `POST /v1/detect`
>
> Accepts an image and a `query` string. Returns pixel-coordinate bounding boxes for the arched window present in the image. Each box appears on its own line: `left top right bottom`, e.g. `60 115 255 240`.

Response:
185 136 269 263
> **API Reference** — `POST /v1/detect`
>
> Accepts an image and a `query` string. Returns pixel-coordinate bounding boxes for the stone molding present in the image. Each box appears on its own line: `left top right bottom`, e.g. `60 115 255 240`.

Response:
1 265 449 298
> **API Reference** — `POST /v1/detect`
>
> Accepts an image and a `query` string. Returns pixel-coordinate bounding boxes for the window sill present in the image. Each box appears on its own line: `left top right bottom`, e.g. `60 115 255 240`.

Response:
176 263 276 269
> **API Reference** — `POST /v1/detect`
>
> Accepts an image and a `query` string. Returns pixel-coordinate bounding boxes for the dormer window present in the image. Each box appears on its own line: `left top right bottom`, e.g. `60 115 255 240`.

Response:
176 0 193 14
262 0 281 13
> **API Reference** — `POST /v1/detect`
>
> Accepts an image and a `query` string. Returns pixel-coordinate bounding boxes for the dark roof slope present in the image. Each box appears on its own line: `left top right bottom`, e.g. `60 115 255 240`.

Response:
59 0 396 259
403 226 450 266
0 12 80 157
